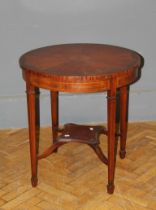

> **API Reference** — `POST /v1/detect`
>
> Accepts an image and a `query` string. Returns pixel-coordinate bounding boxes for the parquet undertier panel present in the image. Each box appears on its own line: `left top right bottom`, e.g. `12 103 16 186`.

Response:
0 122 156 210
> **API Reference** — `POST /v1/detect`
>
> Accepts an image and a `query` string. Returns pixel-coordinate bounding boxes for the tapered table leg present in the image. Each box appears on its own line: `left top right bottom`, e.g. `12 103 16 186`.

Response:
50 91 59 145
107 87 117 194
119 86 128 159
26 84 38 187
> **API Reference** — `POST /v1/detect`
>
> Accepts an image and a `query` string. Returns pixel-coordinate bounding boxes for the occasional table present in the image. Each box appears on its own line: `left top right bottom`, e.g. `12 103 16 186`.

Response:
19 44 142 194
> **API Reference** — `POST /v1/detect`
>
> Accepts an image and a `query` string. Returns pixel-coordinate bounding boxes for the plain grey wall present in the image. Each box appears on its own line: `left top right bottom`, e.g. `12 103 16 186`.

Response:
0 0 156 128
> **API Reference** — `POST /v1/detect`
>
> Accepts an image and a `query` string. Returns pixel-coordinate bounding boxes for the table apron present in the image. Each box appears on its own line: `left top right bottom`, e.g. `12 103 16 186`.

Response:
22 69 139 93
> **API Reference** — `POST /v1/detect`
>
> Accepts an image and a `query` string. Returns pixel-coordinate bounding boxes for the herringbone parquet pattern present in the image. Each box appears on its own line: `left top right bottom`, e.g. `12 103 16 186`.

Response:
0 122 156 210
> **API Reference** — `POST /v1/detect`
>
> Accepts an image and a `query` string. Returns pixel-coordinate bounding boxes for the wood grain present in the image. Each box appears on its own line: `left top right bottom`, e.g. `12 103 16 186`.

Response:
0 122 155 210
20 44 143 194
20 44 141 93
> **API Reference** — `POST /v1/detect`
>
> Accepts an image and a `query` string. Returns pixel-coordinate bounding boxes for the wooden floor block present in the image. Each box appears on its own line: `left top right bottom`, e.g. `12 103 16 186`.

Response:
0 122 156 210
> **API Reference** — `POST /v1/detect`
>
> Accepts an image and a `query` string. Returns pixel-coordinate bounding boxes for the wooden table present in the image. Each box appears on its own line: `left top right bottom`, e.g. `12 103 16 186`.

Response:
19 43 142 194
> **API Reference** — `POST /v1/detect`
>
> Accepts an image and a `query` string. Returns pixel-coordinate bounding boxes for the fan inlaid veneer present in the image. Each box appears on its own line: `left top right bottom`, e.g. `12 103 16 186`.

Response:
19 43 142 194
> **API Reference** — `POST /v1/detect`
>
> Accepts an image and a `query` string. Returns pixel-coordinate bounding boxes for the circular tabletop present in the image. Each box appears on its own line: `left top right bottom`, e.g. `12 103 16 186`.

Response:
20 44 141 92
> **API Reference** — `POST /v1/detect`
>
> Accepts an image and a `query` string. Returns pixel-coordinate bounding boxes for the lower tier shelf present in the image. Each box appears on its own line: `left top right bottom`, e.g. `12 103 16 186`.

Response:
38 123 108 164
57 123 106 145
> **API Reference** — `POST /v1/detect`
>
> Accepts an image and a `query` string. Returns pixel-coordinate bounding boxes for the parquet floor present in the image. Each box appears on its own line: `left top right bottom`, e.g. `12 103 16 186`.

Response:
0 122 156 210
